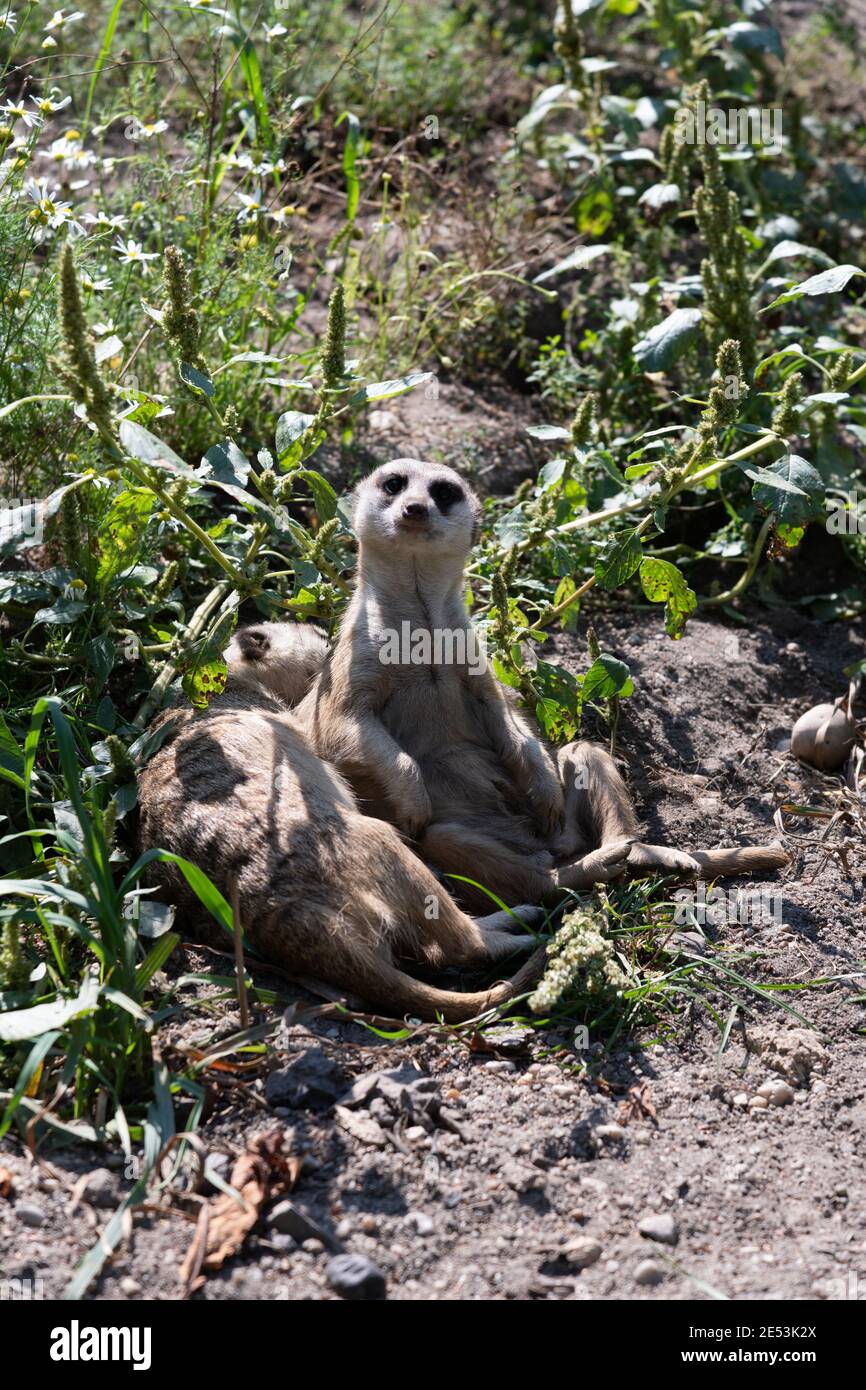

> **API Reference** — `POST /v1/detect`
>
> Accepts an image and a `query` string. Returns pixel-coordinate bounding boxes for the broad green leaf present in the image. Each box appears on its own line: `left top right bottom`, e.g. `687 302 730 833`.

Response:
96 488 154 584
119 420 195 477
179 362 215 397
639 557 697 640
275 410 317 464
581 655 633 702
534 244 610 284
634 308 702 372
594 530 643 590
352 372 434 405
761 264 865 313
0 972 100 1043
749 454 825 526
296 469 338 523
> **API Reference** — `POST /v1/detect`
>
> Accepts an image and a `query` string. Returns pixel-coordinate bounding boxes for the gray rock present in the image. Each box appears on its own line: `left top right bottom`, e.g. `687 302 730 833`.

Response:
84 1167 118 1209
635 1259 665 1286
595 1123 627 1143
407 1211 434 1236
559 1238 602 1270
327 1253 387 1301
268 1200 336 1249
265 1048 347 1111
16 1202 46 1227
638 1213 679 1245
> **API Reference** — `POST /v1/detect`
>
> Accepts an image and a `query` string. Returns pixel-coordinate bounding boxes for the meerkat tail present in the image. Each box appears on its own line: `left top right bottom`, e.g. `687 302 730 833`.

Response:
688 844 790 878
361 945 548 1024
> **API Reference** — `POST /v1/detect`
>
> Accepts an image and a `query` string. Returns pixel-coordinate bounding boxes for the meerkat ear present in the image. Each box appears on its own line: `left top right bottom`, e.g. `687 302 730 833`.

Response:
237 627 270 662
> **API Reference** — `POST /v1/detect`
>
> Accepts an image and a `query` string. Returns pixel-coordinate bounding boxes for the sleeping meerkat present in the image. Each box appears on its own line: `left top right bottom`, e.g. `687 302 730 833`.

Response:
296 458 789 912
137 621 546 1022
226 620 330 707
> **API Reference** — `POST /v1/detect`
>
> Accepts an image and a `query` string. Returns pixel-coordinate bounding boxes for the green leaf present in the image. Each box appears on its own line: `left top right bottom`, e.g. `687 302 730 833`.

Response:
296 469 338 523
33 599 87 625
237 33 272 148
749 454 825 526
494 504 532 549
634 308 702 371
179 362 215 397
581 654 633 702
275 410 317 465
594 530 643 590
639 557 697 640
96 488 154 585
725 20 784 60
0 972 100 1043
198 440 251 488
119 420 195 477
337 110 361 223
761 264 865 313
83 0 125 128
85 633 116 690
534 244 610 284
351 372 434 405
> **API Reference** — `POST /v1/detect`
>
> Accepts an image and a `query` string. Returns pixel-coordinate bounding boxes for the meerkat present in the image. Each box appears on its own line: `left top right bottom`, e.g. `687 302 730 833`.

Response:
226 620 330 706
137 621 547 1023
296 458 789 912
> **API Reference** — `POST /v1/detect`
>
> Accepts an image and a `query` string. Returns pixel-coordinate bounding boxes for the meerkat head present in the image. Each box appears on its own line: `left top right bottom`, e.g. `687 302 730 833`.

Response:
353 458 481 561
225 621 329 706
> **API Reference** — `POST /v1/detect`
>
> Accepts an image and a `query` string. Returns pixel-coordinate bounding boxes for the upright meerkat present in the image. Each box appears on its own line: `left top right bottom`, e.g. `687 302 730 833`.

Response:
297 458 788 910
137 621 546 1022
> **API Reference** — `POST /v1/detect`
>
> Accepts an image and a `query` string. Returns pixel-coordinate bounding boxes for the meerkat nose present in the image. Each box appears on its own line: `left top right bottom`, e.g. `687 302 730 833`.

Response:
403 500 429 519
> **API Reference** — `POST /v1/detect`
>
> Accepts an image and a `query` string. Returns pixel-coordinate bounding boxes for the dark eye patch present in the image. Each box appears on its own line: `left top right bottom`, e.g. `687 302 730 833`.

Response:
381 474 406 496
430 480 463 510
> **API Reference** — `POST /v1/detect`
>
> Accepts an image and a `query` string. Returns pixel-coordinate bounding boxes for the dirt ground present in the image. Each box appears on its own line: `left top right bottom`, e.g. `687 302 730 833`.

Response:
1 602 863 1303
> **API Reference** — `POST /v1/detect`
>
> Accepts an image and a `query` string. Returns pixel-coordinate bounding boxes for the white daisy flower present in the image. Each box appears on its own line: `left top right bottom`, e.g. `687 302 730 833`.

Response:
82 209 129 230
268 206 295 226
0 12 18 33
263 23 287 41
80 269 112 292
131 117 169 139
235 190 264 221
24 177 85 236
31 92 72 116
2 101 43 130
44 9 86 32
112 237 159 271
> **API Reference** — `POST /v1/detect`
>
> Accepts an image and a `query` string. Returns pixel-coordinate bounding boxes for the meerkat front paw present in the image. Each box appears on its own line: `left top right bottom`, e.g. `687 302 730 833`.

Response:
626 843 700 876
390 756 433 838
557 836 636 889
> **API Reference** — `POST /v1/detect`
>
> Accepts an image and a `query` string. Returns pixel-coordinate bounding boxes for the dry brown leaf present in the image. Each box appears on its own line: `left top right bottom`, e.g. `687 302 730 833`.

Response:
618 1081 659 1127
178 1128 299 1287
0 1166 13 1198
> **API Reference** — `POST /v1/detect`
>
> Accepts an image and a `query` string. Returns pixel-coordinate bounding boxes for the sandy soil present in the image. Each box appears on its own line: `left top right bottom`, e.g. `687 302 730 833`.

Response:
1 604 863 1303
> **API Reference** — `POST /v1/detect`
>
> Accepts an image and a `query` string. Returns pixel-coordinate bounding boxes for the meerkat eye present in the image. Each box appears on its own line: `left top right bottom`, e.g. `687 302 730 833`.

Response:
381 474 406 496
430 480 463 510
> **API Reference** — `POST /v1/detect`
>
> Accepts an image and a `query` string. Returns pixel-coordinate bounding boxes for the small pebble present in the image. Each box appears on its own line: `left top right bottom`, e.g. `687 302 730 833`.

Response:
84 1167 118 1209
558 1238 602 1270
360 1214 378 1235
732 1092 750 1108
595 1123 627 1143
120 1276 141 1297
16 1202 46 1228
757 1080 794 1107
326 1253 386 1302
406 1211 434 1236
638 1213 679 1246
748 1094 769 1110
404 1125 428 1142
635 1259 665 1286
